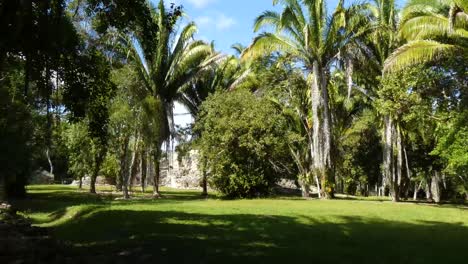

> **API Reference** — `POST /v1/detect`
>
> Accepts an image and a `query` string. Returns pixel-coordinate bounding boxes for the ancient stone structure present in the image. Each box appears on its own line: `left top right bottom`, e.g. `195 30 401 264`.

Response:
160 150 202 189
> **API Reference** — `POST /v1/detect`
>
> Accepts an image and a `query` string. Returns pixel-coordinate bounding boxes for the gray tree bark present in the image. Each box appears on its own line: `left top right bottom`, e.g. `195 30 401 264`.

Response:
431 171 441 203
383 115 393 198
425 181 432 201
310 62 334 199
299 177 310 198
46 149 54 175
413 181 422 201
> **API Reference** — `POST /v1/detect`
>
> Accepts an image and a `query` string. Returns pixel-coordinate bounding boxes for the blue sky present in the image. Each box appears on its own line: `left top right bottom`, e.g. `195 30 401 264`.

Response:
171 0 282 54
169 0 406 126
171 0 406 54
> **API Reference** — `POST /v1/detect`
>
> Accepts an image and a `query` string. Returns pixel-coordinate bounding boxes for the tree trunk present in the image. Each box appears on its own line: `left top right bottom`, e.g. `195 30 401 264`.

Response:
201 171 208 197
383 115 392 198
299 177 310 198
46 148 54 175
128 133 140 193
413 181 422 201
320 66 334 199
141 148 147 193
121 136 130 199
425 181 432 201
310 62 334 199
383 116 404 202
79 176 83 189
45 60 54 177
90 172 97 194
153 151 161 198
315 175 321 199
90 142 106 194
201 158 208 196
393 124 402 202
431 171 441 203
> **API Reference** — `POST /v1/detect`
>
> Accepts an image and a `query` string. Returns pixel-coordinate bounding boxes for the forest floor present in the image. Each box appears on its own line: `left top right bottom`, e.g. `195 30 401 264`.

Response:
10 185 468 263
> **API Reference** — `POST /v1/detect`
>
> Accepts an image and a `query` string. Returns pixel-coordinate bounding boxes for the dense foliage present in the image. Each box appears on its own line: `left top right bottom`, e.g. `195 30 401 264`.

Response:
0 0 466 203
196 90 293 197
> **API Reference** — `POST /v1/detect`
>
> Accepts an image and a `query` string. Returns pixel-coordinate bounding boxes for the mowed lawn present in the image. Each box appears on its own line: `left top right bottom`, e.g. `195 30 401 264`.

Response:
13 185 468 264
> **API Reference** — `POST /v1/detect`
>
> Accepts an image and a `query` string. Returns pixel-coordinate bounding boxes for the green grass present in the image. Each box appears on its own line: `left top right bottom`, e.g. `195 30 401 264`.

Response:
13 185 468 263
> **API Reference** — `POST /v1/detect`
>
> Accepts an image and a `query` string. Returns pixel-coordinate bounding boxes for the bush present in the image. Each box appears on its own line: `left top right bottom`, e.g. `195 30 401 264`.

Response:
195 90 293 198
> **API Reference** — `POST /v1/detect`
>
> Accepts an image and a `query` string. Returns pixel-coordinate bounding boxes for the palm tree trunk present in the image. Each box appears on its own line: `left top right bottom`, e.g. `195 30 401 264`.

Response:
311 62 322 196
315 175 322 198
320 68 334 198
393 124 402 202
383 121 405 202
413 181 422 200
431 171 441 203
310 62 334 199
425 180 432 201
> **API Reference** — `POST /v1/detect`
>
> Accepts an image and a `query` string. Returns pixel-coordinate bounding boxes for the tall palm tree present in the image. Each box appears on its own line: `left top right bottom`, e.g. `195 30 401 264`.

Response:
384 0 468 71
123 0 213 197
360 0 402 201
243 0 368 198
370 0 467 201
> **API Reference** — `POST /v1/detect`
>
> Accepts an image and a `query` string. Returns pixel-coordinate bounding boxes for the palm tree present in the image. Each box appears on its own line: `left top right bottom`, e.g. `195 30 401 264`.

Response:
243 0 368 198
368 0 467 201
359 0 402 201
123 0 213 197
384 0 468 71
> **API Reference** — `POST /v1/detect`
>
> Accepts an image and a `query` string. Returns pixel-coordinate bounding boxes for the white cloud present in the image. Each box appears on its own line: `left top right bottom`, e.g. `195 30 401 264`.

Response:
194 16 212 27
194 13 236 30
186 0 217 9
216 13 236 30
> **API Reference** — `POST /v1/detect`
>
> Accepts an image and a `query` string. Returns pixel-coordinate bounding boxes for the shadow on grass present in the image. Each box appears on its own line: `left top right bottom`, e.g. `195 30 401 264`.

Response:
51 209 468 264
12 185 216 224
12 186 468 263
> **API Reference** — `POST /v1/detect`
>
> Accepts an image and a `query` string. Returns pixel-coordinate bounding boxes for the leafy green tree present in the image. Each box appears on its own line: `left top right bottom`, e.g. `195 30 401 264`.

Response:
181 46 251 196
432 111 468 199
0 75 33 199
195 89 292 198
107 65 143 198
247 55 312 197
64 121 94 189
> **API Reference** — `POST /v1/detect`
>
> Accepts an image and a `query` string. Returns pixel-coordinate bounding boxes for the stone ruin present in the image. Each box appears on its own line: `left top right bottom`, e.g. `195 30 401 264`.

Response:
159 150 202 189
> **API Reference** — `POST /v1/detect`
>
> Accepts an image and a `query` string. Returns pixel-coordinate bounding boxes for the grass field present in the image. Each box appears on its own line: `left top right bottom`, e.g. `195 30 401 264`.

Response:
13 185 468 263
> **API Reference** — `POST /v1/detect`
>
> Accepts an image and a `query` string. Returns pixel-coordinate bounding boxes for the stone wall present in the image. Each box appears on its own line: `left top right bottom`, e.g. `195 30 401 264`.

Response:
160 150 202 189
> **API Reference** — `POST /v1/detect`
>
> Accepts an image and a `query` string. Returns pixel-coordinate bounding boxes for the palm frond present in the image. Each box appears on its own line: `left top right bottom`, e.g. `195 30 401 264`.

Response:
384 40 462 72
242 32 303 61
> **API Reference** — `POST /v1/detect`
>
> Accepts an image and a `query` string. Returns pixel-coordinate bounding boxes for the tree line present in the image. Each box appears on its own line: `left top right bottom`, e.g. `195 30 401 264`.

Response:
0 0 466 202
